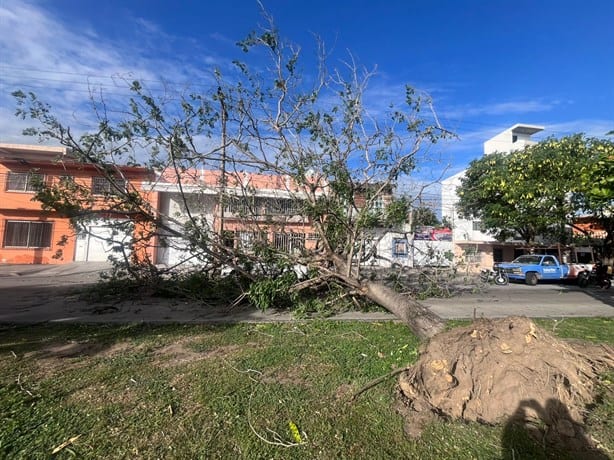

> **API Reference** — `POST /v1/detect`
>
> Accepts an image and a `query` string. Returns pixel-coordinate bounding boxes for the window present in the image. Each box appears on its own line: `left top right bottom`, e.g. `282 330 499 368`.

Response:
6 172 44 192
512 255 541 265
92 177 126 195
472 221 484 232
392 238 408 257
58 175 75 185
463 247 481 264
542 256 556 266
264 198 303 215
372 196 385 210
274 232 305 253
237 231 267 249
512 135 518 143
224 196 253 215
222 230 236 248
3 221 53 248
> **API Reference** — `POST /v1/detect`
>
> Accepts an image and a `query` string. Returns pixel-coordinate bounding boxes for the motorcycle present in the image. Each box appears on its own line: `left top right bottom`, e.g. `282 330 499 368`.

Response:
578 263 612 289
480 265 509 286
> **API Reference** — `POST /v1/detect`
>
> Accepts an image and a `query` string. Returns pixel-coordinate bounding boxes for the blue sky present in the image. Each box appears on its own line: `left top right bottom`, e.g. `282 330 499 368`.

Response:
1 0 613 194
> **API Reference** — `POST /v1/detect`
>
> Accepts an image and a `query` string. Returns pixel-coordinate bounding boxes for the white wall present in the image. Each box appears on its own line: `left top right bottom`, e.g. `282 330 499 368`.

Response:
441 124 544 247
484 124 542 155
441 171 493 243
156 192 217 266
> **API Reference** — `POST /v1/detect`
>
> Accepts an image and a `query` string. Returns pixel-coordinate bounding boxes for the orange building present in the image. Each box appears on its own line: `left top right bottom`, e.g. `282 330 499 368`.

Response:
148 168 321 265
0 143 154 264
572 217 607 240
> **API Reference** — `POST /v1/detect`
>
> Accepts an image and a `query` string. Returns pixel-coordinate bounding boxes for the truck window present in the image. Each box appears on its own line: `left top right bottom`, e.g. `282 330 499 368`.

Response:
512 255 541 265
542 257 556 266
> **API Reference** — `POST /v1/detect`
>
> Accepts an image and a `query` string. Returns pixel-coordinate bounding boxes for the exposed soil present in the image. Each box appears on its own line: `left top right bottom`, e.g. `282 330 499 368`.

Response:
396 316 613 455
151 339 251 368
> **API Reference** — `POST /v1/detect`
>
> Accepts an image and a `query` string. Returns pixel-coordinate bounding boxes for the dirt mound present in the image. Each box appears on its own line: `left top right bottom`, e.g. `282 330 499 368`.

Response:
396 316 613 449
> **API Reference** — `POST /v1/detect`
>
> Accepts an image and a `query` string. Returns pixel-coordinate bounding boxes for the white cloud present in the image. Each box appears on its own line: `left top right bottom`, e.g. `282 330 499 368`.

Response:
541 119 614 138
0 0 222 143
442 99 562 120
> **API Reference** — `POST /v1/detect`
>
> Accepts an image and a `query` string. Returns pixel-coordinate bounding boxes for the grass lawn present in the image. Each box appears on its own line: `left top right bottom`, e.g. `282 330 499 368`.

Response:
1 318 612 459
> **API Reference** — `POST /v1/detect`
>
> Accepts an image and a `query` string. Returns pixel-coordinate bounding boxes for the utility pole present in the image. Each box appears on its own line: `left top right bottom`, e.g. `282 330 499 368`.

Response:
218 87 227 242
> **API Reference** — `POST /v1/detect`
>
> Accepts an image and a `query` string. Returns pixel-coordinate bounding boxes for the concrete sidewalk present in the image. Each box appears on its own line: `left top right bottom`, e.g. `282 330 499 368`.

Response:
0 262 112 278
0 263 612 324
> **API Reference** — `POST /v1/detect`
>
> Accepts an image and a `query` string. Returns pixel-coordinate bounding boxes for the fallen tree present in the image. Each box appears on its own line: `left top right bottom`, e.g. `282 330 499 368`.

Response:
12 9 612 455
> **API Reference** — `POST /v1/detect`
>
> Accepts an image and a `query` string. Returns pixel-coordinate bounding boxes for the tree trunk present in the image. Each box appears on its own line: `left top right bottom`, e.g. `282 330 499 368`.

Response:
364 281 445 339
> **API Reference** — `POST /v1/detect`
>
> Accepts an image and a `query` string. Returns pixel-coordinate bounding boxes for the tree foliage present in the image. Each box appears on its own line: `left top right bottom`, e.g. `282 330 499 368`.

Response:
411 206 441 230
456 135 614 254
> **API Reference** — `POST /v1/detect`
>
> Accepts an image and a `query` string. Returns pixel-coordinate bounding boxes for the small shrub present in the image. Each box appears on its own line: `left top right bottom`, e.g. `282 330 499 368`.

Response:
247 271 299 311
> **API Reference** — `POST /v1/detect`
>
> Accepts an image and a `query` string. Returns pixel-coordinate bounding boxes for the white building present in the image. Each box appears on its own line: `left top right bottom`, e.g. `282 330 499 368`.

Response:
441 124 544 270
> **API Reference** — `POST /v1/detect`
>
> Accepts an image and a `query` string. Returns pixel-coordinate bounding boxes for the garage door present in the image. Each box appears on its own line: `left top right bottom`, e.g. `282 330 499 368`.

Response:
74 220 132 262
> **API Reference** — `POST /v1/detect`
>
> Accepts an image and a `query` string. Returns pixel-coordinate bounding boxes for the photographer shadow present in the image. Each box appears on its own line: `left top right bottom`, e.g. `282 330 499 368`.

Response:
501 398 610 460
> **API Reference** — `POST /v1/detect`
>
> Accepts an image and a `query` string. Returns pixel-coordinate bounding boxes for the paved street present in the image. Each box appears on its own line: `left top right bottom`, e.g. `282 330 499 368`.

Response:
423 282 613 319
0 263 612 323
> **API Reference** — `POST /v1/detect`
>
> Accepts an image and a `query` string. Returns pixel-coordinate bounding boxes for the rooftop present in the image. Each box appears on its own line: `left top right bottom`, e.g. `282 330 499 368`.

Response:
509 124 545 136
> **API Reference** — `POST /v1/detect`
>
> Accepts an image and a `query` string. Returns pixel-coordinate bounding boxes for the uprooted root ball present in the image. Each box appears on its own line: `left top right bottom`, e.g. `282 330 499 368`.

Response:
396 316 613 449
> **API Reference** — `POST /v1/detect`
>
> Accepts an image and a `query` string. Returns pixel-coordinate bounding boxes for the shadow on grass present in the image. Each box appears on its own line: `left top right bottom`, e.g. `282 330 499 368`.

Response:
0 322 239 358
501 398 610 460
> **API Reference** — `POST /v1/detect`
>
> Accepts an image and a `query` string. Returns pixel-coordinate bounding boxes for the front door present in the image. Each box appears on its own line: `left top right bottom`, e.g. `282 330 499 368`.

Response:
540 256 562 279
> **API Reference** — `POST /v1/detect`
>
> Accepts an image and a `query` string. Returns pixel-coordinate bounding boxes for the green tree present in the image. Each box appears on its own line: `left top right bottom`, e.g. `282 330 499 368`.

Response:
572 137 614 256
410 206 440 230
457 135 614 254
13 15 452 338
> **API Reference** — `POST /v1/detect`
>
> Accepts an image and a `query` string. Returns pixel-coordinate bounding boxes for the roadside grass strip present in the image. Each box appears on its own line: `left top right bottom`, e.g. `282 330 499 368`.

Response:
0 319 612 459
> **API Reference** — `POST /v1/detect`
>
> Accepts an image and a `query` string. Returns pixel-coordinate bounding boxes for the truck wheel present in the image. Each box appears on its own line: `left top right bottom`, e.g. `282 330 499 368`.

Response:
578 272 590 288
525 272 538 286
494 273 508 286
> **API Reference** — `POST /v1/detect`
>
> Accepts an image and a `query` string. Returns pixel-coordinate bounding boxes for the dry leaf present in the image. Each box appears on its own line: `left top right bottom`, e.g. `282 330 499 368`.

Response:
51 435 81 454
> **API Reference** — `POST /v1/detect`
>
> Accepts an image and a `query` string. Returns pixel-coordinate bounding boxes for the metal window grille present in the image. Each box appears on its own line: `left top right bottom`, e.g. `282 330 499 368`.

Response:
237 231 267 249
263 198 303 215
224 197 253 215
92 177 126 195
273 232 305 253
6 172 44 192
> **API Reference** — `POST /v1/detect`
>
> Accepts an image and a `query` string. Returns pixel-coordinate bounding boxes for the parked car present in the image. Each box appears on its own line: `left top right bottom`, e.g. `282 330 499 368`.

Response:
495 255 592 286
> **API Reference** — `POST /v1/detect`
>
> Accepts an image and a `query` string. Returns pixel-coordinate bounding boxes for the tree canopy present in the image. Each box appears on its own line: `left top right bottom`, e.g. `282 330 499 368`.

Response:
456 135 614 255
411 206 441 231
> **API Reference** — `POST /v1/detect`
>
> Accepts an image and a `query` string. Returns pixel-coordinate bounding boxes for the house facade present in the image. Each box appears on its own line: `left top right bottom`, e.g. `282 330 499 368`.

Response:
0 143 154 264
2 142 452 269
441 124 544 271
147 169 320 266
